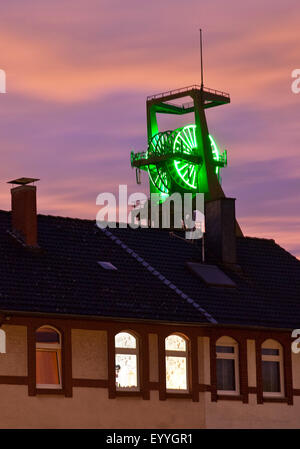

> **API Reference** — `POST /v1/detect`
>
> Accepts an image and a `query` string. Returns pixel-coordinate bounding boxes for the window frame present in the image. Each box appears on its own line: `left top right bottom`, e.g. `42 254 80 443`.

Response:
261 340 284 398
165 333 189 394
0 328 6 353
216 337 240 396
35 325 62 390
115 331 140 392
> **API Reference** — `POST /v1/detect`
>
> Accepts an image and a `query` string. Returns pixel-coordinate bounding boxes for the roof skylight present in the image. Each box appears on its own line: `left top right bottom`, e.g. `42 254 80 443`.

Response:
186 262 236 288
97 261 118 270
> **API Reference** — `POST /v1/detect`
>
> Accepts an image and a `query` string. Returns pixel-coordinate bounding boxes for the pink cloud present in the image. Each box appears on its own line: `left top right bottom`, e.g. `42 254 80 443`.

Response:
0 0 299 258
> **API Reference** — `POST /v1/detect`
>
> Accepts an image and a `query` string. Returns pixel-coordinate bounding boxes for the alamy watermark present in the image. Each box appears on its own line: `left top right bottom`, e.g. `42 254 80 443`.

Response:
0 69 6 93
96 185 204 240
292 330 300 354
291 69 300 94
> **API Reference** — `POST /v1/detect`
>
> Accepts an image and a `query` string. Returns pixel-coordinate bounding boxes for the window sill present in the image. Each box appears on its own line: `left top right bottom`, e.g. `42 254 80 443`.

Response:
36 388 65 395
217 394 243 401
263 396 288 403
115 390 142 397
165 392 192 399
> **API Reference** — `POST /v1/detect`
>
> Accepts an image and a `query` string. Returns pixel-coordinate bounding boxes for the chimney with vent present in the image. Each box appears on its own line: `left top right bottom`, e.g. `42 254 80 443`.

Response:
204 197 237 265
8 178 39 247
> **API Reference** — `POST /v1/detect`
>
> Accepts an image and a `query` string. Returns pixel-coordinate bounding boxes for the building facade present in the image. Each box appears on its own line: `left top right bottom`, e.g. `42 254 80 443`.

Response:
0 181 300 428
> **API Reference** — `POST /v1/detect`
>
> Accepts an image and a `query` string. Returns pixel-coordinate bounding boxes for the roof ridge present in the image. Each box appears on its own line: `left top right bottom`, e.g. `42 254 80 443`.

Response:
0 209 283 242
241 235 300 263
239 235 275 242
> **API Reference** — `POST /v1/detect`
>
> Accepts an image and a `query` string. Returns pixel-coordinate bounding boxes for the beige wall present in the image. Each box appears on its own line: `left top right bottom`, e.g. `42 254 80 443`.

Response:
72 329 107 379
0 325 300 428
0 325 27 376
149 333 158 382
205 393 300 429
247 339 257 387
0 386 205 429
292 352 300 389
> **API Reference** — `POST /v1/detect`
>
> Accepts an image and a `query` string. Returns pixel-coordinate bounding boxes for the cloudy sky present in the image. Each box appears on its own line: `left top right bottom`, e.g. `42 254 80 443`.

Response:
0 0 299 257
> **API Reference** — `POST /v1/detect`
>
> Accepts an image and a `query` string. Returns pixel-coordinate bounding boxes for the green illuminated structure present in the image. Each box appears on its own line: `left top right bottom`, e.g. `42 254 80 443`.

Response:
130 84 242 234
131 85 230 199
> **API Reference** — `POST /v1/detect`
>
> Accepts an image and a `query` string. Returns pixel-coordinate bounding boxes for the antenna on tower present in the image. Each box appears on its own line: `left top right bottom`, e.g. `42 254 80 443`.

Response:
200 28 204 90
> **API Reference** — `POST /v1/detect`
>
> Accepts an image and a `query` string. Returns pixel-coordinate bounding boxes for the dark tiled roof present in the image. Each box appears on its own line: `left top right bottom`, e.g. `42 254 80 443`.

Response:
0 209 299 329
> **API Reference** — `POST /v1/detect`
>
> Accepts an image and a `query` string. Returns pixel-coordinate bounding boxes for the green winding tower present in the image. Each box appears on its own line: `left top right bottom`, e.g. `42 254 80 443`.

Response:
130 84 242 235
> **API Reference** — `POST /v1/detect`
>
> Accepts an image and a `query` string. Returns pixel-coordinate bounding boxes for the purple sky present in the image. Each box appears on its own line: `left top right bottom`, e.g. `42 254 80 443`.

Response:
0 0 299 257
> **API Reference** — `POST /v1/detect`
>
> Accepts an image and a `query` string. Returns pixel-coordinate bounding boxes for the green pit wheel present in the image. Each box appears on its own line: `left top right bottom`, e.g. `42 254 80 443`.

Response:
167 125 220 191
147 125 222 195
147 132 172 195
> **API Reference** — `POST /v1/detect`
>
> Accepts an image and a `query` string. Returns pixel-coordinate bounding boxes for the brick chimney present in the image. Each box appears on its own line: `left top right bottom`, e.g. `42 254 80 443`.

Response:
8 178 39 247
204 197 237 265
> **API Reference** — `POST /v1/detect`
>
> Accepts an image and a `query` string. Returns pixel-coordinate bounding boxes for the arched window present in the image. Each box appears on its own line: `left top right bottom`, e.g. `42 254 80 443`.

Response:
216 336 239 394
261 339 284 397
165 334 189 392
36 326 62 389
115 332 139 391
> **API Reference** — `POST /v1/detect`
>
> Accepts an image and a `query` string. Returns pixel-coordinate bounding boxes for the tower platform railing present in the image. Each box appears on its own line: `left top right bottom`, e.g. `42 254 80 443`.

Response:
147 85 230 101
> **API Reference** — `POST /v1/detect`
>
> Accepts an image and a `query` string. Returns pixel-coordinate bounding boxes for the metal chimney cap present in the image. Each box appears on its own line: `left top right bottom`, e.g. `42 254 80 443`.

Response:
7 177 40 185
